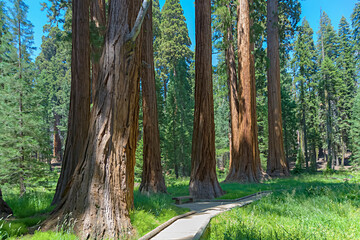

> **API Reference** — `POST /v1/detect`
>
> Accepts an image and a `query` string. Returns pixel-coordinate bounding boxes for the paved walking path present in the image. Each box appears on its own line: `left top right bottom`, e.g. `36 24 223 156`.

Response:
147 192 271 240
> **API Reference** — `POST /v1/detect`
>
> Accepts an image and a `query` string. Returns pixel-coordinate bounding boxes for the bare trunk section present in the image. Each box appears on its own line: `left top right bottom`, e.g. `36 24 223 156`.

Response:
43 0 144 238
225 0 263 183
52 0 91 205
140 2 167 194
190 0 224 199
225 4 241 176
90 0 106 102
0 189 13 218
266 0 289 177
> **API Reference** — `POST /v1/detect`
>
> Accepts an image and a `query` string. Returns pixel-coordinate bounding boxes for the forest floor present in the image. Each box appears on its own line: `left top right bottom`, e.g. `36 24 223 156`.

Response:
0 170 359 239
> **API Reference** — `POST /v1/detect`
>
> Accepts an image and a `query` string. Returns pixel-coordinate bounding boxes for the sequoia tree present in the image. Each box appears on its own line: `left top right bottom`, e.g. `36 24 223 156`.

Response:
225 0 263 182
52 0 90 205
140 1 167 194
189 0 223 199
266 0 289 176
43 0 147 238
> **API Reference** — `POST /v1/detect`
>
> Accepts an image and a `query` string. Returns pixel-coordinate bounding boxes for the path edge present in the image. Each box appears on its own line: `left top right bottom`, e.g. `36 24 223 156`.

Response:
138 211 197 240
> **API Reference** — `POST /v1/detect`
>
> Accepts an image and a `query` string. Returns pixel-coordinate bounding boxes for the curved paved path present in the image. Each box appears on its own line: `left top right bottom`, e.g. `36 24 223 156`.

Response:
147 191 271 240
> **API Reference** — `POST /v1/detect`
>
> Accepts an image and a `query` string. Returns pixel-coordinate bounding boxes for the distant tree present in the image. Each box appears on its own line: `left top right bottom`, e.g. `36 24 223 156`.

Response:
157 0 194 177
337 16 357 167
350 89 360 165
317 11 340 169
351 1 360 68
292 19 318 170
0 0 48 196
36 26 71 167
189 0 223 199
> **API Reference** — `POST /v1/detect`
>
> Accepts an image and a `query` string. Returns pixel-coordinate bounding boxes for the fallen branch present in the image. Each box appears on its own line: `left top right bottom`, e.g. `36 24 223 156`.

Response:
126 0 150 43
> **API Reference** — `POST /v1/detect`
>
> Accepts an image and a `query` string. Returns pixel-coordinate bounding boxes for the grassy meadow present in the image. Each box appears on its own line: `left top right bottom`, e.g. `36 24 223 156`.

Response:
0 171 359 239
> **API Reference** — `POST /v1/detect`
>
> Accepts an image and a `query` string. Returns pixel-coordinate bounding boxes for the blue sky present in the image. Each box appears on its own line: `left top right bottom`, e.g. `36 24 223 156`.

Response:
27 0 359 58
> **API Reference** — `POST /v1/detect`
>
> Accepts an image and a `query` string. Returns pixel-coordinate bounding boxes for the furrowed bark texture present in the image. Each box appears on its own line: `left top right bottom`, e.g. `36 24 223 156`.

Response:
225 0 263 183
140 1 167 194
190 0 224 199
52 0 91 205
90 0 106 102
266 0 289 177
44 0 143 238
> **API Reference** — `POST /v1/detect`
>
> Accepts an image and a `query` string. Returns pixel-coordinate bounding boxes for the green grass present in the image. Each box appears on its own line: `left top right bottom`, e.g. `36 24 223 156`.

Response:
1 171 359 239
204 172 360 240
130 181 190 238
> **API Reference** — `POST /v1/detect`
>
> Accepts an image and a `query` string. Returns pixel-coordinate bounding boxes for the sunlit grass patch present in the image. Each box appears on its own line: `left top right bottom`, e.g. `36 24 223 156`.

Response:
205 181 360 240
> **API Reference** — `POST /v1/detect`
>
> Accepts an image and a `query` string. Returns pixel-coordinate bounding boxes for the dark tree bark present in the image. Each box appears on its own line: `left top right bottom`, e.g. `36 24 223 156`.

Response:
52 0 91 206
0 189 13 218
225 0 263 183
140 1 167 194
43 0 145 238
189 0 224 199
266 0 289 177
90 0 106 102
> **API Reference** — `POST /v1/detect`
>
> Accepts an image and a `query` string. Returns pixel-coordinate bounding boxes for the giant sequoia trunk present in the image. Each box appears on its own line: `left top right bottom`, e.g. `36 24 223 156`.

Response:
43 0 145 238
52 0 91 205
225 4 240 174
225 0 263 183
266 0 289 177
90 0 106 102
189 0 224 199
140 2 167 194
0 189 13 218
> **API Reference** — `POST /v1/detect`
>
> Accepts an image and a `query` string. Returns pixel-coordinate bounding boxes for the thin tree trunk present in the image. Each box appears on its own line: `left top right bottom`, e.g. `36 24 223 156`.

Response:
90 0 106 102
190 0 224 199
341 137 345 167
53 113 62 163
43 0 145 238
225 0 263 183
140 1 167 194
266 0 289 177
52 0 91 205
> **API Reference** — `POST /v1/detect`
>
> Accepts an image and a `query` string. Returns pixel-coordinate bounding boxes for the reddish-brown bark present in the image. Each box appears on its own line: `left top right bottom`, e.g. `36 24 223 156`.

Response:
52 0 91 206
225 4 240 176
43 0 144 238
189 0 224 199
225 0 263 183
140 1 167 194
266 0 289 177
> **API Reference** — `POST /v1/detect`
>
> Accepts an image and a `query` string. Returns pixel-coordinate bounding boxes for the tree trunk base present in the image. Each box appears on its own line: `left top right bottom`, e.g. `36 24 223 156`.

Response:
189 179 224 199
225 169 267 183
140 182 167 195
0 190 13 218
